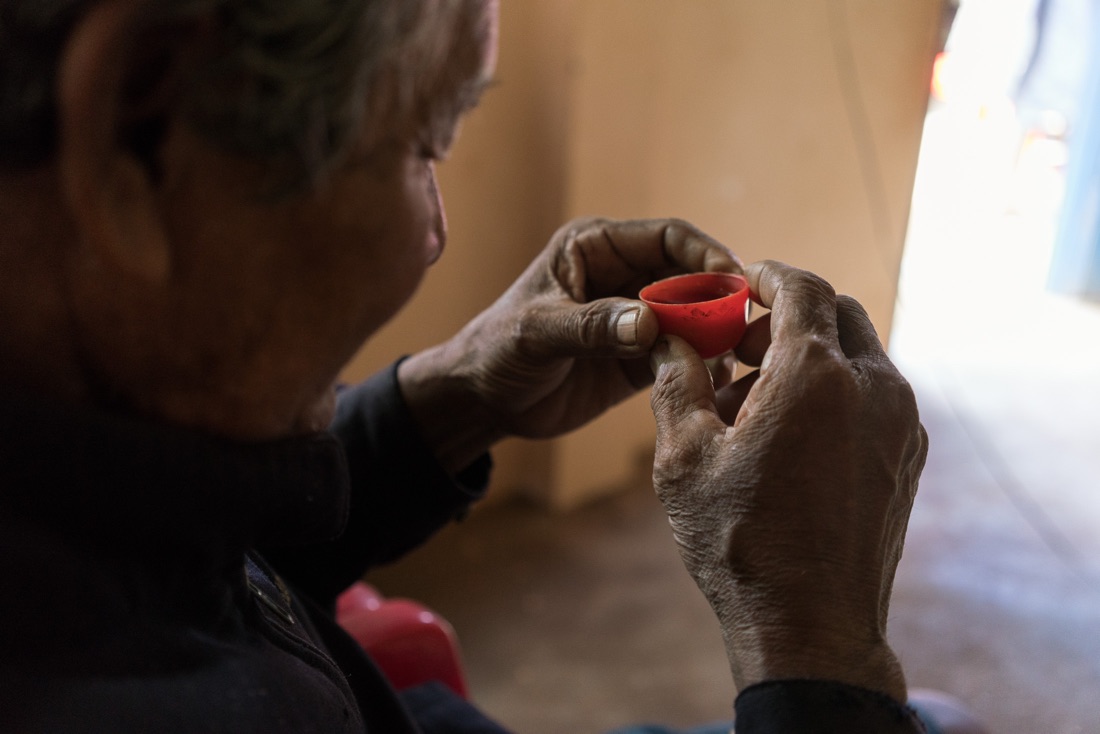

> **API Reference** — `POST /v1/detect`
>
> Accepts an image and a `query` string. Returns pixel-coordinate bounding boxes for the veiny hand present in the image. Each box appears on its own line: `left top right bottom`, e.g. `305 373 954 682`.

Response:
648 260 928 703
398 217 740 472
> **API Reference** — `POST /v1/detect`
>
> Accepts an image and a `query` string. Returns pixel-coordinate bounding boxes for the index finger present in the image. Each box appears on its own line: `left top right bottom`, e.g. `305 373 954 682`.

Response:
608 218 742 274
558 218 742 300
835 294 889 365
745 260 839 344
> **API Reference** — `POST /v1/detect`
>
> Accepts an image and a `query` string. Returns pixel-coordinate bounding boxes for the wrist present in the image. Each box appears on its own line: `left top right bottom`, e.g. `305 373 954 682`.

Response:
720 622 908 704
397 345 504 475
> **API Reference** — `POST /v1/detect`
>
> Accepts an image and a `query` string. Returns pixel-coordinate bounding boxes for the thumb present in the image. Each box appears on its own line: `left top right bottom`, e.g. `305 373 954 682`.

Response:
649 336 724 442
531 297 660 357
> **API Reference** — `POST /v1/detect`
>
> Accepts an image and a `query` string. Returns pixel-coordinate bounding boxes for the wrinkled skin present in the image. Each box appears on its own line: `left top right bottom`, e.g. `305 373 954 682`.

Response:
398 217 741 472
401 223 925 703
649 260 928 702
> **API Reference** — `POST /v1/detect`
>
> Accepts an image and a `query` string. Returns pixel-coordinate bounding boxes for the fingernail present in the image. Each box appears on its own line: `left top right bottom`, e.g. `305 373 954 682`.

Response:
616 308 640 346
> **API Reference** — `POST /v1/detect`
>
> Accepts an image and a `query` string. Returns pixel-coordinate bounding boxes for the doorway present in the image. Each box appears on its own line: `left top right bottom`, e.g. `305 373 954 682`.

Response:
886 1 1100 730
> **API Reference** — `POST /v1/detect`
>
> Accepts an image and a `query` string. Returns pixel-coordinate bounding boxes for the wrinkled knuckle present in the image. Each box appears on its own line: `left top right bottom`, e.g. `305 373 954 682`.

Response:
510 305 543 353
650 361 692 409
836 294 877 334
795 334 848 375
650 372 711 441
560 216 602 238
777 269 837 309
874 367 920 419
570 307 607 350
800 271 837 301
652 441 694 489
805 332 841 361
661 218 697 250
664 217 695 237
790 339 858 403
579 217 612 241
893 372 920 416
652 428 714 490
835 293 866 316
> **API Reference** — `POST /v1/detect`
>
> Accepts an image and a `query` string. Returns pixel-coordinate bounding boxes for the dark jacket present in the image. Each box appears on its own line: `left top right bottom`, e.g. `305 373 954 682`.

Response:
0 364 503 733
0 362 921 733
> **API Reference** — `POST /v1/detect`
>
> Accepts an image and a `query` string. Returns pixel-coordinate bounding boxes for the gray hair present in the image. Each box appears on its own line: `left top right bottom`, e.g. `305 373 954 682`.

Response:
0 0 487 188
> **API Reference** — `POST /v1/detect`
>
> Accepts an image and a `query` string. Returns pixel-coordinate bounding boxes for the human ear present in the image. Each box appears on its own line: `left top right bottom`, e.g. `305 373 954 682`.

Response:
56 0 178 283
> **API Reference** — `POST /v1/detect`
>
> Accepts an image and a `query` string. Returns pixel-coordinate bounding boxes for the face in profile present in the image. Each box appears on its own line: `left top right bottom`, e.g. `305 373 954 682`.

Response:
43 0 500 438
322 0 501 341
259 0 500 432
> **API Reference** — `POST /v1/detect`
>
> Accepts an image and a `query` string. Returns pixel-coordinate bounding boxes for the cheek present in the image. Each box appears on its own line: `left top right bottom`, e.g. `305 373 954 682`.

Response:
318 157 442 343
359 179 439 324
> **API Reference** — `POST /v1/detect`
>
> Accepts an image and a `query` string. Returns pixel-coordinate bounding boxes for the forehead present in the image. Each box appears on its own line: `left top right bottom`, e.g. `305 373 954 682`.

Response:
347 0 497 157
414 0 497 105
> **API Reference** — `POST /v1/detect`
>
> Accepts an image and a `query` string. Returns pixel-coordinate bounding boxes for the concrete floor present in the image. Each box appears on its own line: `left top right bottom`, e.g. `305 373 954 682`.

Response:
367 343 1100 734
883 102 1100 734
367 322 1100 733
368 481 733 733
368 106 1100 733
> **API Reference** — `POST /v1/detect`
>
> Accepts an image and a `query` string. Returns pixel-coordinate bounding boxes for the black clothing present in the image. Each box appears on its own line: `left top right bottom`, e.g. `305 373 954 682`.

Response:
735 681 925 733
0 364 501 733
0 362 921 733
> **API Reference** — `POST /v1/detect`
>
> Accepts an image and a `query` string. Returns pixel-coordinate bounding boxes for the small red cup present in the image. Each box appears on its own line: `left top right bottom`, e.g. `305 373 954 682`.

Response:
639 272 750 358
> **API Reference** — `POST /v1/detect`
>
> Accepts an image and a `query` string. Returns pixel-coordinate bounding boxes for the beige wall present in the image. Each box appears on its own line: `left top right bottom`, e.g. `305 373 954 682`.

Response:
343 1 944 509
340 2 581 502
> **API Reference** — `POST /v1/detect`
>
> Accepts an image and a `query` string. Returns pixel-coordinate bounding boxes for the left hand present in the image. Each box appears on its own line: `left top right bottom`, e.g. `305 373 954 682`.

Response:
648 260 926 701
398 217 741 472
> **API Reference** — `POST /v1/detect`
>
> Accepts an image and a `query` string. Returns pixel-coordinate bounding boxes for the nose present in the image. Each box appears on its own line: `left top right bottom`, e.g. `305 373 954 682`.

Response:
428 162 447 262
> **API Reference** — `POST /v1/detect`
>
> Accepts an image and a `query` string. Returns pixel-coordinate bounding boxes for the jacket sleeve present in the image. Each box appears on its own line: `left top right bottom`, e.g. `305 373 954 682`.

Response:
733 680 926 733
263 360 492 607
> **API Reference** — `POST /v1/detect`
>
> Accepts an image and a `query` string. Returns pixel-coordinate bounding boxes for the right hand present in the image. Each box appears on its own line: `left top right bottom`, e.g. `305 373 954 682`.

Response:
648 260 927 702
398 217 740 473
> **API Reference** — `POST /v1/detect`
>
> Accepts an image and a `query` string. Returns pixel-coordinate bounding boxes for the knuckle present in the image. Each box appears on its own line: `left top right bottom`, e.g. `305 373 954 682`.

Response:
777 337 859 409
804 332 843 361
792 334 849 379
650 368 724 481
835 293 868 318
661 218 700 250
916 422 931 464
652 421 719 490
558 216 603 240
870 364 920 418
663 217 694 237
652 440 695 488
796 270 837 301
764 266 838 318
893 372 920 414
764 260 834 292
773 266 837 307
569 306 607 350
574 217 612 243
650 360 693 409
510 304 545 353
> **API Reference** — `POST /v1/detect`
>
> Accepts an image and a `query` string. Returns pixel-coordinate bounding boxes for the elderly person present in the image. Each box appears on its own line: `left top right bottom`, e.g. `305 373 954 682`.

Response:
0 1 939 732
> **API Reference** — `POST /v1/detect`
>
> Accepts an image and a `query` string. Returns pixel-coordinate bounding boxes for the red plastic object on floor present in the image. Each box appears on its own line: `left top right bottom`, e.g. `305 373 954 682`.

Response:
335 582 469 699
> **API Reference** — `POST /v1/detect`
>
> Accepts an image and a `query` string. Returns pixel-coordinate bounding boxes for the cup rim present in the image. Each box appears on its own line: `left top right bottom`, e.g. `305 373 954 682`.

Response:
639 271 748 306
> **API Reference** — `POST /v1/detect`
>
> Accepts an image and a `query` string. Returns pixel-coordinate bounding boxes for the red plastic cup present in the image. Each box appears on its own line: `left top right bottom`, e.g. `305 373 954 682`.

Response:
639 272 750 358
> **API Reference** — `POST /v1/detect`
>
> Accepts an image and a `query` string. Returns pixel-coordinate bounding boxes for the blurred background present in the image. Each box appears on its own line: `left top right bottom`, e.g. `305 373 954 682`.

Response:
347 2 1100 732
